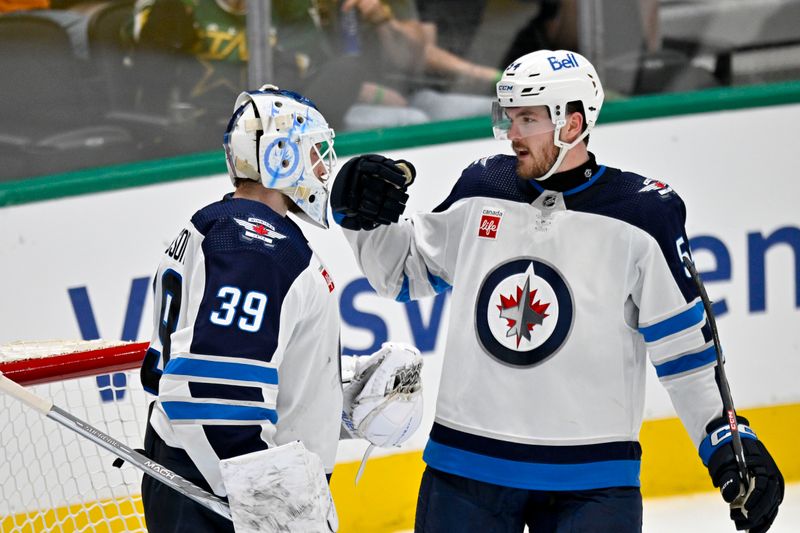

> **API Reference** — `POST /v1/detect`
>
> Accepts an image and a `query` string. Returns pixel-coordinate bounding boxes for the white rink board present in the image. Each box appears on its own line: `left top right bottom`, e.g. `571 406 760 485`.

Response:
1 104 799 466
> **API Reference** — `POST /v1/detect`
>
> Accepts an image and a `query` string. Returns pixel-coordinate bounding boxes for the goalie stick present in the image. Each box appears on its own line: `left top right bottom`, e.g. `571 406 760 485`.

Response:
682 256 751 508
0 371 232 522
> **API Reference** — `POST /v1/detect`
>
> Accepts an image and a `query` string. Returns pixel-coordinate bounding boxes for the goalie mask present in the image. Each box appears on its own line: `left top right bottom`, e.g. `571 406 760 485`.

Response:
493 50 604 181
223 86 337 228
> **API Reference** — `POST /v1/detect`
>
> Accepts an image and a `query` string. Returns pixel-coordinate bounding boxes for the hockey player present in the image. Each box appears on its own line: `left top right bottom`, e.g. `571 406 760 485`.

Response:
140 86 423 532
330 50 784 532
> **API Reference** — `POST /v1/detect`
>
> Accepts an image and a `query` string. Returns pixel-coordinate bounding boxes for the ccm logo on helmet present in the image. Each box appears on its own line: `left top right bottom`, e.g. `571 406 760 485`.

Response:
548 53 580 71
497 85 514 92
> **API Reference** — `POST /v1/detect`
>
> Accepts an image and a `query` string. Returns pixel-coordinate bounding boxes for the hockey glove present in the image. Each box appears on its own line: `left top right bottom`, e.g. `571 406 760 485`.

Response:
341 342 423 447
702 415 784 533
330 154 416 231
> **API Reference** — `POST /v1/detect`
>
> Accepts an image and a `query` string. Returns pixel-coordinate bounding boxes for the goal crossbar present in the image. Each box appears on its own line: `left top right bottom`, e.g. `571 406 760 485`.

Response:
0 341 150 386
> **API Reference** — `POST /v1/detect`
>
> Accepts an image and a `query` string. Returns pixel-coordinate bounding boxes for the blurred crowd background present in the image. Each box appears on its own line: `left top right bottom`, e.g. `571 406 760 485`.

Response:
2 0 799 181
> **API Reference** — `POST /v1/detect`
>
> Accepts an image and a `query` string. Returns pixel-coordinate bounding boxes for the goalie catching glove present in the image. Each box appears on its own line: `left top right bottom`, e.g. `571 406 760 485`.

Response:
330 154 416 231
341 342 423 447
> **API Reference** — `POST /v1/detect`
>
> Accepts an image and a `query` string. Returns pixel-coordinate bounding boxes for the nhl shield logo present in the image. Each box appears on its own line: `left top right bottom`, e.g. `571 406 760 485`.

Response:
475 258 573 367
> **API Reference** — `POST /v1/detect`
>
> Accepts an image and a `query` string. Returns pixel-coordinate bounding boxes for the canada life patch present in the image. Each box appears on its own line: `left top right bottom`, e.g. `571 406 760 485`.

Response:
478 208 503 239
476 258 573 367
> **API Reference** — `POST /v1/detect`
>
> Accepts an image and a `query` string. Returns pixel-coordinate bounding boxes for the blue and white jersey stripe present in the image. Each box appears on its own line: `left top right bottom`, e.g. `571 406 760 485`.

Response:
654 342 717 378
160 353 280 424
164 354 279 386
639 299 705 344
641 298 715 380
160 398 278 424
424 423 641 490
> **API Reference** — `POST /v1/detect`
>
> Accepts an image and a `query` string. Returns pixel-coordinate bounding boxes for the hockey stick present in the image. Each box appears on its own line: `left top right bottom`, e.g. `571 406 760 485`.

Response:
0 371 232 522
682 256 752 509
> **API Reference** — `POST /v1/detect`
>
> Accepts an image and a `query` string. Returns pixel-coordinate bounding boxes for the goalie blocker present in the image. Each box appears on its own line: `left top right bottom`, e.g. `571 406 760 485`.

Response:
219 343 423 533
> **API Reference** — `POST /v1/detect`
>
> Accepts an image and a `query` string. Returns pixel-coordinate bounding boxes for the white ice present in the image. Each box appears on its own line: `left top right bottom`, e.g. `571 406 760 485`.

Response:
643 481 799 532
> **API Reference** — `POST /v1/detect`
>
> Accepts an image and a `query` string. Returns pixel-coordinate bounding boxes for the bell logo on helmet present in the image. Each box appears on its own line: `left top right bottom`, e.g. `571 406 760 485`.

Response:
547 53 580 71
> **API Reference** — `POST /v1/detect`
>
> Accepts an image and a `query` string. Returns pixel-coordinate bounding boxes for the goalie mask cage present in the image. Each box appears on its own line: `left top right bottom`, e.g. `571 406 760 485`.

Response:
0 340 150 533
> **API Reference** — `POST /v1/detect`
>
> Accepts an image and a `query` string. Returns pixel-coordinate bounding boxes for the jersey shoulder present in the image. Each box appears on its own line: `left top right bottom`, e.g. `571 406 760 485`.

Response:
190 196 313 279
582 167 687 239
434 155 529 212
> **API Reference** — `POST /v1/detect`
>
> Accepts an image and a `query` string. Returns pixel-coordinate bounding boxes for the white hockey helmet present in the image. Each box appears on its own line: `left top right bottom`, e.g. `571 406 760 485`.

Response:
223 85 337 228
493 50 604 180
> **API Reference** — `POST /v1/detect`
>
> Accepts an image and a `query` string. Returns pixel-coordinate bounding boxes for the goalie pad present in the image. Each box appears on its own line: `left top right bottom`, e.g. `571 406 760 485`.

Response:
341 342 423 448
219 441 338 533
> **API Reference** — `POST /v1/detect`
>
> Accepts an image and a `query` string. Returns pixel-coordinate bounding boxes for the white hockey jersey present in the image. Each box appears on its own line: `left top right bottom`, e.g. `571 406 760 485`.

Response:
343 154 724 490
142 194 342 496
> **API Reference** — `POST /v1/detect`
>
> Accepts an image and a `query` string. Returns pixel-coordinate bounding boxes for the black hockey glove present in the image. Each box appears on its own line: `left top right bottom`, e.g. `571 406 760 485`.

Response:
704 416 784 533
330 154 416 231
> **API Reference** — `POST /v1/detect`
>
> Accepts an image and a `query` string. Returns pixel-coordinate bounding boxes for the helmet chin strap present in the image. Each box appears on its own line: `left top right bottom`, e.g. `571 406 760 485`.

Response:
533 127 590 182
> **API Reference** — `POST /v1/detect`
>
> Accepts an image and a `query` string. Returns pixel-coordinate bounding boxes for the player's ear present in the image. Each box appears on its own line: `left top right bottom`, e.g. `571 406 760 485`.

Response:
562 111 584 144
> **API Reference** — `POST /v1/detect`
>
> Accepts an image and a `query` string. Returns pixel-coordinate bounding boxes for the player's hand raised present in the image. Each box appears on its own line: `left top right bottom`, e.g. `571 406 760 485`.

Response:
330 154 416 231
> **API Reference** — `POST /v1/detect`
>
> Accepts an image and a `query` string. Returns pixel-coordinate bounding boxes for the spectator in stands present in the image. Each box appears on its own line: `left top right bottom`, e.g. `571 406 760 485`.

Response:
339 0 501 128
131 0 500 134
131 0 245 134
414 0 488 58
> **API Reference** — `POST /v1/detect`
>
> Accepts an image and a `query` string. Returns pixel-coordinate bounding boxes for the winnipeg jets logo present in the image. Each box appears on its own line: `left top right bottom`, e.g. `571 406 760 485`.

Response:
497 274 551 347
639 178 673 196
476 259 573 367
234 217 287 247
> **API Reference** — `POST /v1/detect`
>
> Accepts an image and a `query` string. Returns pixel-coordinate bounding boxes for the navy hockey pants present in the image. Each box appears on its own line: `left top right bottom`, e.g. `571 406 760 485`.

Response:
141 416 234 533
415 467 643 533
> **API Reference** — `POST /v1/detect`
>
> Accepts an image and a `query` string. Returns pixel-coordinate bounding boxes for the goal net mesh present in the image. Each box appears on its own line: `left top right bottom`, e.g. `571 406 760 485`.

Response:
0 340 150 533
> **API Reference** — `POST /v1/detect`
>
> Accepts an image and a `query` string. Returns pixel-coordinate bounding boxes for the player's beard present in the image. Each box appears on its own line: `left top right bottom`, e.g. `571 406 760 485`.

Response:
514 141 559 180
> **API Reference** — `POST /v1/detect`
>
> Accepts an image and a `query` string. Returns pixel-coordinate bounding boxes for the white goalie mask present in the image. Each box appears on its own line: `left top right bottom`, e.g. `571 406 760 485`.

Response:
493 50 604 180
223 86 337 228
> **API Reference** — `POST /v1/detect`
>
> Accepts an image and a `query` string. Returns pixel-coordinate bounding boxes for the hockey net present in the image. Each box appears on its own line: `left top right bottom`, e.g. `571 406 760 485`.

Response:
0 340 150 533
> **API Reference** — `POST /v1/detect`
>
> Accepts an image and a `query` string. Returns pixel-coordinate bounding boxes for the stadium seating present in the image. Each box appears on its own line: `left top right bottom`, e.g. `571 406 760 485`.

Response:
0 12 135 180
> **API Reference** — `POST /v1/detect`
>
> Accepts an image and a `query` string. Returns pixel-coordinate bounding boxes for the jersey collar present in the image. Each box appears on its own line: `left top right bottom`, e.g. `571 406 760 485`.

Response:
524 153 605 197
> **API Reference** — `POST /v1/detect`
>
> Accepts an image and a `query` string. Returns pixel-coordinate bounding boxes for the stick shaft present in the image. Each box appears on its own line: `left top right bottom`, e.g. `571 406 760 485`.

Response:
0 372 232 521
682 257 750 489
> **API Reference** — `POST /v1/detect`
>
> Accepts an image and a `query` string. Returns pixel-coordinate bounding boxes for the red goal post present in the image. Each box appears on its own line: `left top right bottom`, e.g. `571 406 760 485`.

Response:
1 341 149 386
0 340 150 533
